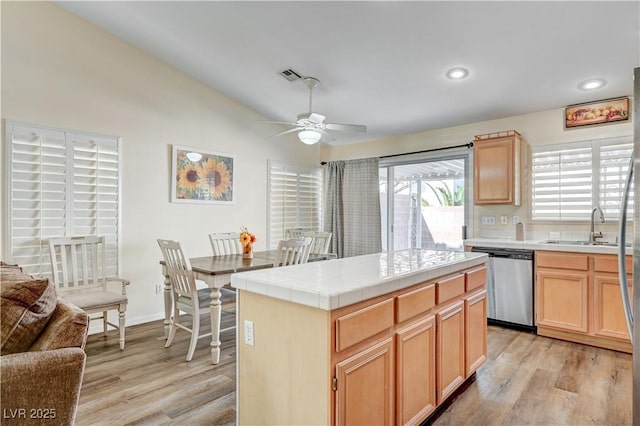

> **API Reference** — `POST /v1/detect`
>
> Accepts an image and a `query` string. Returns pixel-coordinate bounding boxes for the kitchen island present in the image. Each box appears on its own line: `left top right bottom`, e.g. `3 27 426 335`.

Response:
231 249 488 425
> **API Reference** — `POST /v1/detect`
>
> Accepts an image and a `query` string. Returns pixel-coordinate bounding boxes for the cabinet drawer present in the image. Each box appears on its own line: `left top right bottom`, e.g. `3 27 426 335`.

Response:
336 299 394 352
536 251 588 271
437 274 465 304
466 267 487 292
594 255 632 274
395 283 435 324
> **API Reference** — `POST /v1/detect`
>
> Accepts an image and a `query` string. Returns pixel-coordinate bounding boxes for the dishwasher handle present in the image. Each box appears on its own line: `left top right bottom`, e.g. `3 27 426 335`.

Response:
471 247 533 261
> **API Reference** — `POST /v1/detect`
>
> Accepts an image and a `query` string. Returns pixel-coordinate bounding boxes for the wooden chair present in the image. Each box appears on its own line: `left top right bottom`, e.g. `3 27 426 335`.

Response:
158 239 226 362
273 237 313 267
284 228 306 238
208 232 241 312
47 235 130 350
209 232 243 255
303 231 332 255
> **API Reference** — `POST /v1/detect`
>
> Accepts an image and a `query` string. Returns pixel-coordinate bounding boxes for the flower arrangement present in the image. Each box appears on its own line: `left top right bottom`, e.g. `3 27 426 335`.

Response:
240 227 257 259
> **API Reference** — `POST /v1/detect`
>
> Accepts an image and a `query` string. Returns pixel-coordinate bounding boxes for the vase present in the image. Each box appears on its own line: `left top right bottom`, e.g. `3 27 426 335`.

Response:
243 244 253 259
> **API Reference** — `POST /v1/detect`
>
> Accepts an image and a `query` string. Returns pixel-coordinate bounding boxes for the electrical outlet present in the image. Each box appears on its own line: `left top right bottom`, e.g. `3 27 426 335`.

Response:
155 283 162 295
500 215 508 225
513 215 520 224
481 216 496 225
244 320 255 346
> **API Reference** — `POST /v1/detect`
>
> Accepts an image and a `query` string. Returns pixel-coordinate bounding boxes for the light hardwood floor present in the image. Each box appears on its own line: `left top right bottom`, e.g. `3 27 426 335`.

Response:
432 326 632 425
78 319 632 425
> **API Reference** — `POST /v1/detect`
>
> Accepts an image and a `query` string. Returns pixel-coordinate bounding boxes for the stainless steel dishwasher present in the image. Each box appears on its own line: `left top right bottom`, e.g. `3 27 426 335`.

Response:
471 247 535 332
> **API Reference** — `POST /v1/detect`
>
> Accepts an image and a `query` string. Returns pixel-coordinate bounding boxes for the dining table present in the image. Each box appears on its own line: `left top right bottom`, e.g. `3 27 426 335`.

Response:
159 250 333 364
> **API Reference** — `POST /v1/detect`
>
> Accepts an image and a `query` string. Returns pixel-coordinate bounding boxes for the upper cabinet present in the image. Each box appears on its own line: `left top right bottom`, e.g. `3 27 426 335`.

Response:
473 130 523 205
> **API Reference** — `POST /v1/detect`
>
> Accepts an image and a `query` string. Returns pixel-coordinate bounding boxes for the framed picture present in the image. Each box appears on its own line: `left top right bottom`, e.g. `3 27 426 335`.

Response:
171 145 235 204
564 97 630 129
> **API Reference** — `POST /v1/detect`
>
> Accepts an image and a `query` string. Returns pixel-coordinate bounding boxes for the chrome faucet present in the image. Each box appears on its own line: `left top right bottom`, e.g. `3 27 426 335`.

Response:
589 206 605 243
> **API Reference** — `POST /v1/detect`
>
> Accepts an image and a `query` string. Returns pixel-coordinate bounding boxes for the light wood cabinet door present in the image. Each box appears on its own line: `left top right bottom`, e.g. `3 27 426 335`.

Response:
436 300 465 404
465 290 487 378
396 315 436 426
536 269 589 333
335 337 394 426
593 274 632 341
473 134 521 205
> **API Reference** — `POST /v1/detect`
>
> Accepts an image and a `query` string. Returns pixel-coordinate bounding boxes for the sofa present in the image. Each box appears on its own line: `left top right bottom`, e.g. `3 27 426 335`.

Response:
1 262 90 425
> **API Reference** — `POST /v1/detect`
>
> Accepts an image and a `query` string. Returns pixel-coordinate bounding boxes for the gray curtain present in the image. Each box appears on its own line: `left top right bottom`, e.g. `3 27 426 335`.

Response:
325 158 382 258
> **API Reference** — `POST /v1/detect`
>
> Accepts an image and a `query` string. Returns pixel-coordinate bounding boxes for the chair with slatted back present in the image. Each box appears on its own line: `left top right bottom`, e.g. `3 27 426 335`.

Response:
209 232 243 256
302 231 333 255
207 232 241 312
157 238 224 362
47 235 130 350
284 228 306 239
273 237 313 267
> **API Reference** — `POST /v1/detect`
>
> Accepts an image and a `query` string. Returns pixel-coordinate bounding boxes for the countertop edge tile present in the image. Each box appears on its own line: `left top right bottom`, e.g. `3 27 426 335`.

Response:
464 238 632 254
233 249 488 310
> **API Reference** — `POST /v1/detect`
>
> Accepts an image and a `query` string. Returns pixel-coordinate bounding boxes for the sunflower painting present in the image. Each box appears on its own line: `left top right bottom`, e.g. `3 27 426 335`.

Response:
171 145 235 204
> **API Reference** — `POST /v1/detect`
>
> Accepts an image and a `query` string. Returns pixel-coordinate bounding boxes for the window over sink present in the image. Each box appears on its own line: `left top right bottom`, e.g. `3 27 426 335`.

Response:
531 135 633 221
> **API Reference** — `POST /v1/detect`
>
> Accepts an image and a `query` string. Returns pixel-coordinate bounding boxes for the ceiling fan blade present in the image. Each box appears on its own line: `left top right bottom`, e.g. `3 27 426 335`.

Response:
317 128 335 142
259 120 297 126
325 123 367 133
270 127 302 138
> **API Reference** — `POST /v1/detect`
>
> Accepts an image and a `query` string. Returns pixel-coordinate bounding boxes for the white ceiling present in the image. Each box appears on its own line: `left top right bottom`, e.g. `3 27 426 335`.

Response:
56 1 639 146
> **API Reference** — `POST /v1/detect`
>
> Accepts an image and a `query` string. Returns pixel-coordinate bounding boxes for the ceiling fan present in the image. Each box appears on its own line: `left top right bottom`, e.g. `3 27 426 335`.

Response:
266 76 367 145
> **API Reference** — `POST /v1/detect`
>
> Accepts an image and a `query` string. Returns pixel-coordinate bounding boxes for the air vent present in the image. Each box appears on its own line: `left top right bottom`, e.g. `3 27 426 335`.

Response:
279 68 302 82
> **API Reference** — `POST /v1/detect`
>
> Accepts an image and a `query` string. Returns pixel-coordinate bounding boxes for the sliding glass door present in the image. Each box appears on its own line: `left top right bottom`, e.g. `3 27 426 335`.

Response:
380 153 470 252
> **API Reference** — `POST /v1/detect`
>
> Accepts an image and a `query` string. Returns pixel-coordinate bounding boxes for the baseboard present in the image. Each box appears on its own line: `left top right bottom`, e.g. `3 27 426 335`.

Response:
88 312 165 335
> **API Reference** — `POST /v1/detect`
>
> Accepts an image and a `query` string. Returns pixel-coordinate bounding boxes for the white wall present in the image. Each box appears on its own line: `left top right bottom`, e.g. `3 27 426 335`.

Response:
322 103 634 242
1 2 319 325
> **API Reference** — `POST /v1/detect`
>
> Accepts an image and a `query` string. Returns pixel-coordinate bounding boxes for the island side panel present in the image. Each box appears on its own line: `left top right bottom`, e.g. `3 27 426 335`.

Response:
237 290 332 425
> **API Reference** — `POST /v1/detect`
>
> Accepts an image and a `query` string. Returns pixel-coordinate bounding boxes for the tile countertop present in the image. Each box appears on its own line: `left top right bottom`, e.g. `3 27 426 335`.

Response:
230 249 488 311
464 238 633 255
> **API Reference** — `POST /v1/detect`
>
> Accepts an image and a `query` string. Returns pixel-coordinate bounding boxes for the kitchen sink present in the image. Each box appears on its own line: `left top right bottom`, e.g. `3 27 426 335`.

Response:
541 240 591 245
541 240 631 247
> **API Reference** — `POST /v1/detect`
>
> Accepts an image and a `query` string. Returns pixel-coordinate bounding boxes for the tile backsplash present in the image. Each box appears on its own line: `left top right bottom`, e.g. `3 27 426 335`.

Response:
474 205 631 243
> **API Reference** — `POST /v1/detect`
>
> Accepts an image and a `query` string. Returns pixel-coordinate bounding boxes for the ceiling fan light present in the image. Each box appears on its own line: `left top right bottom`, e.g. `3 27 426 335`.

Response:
298 129 322 145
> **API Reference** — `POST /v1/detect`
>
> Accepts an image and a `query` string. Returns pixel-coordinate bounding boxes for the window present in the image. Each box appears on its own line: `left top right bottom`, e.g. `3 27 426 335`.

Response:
531 136 632 221
380 149 471 252
267 160 323 249
5 121 121 277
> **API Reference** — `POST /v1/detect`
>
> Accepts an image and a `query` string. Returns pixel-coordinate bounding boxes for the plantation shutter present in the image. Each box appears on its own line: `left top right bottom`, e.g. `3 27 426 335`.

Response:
531 136 632 222
267 160 323 249
6 121 121 277
72 133 120 277
599 138 633 220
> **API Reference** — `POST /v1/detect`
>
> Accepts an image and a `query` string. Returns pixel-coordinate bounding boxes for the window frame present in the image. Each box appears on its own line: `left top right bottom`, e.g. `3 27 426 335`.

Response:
530 135 633 223
4 120 122 277
379 147 472 252
266 160 323 250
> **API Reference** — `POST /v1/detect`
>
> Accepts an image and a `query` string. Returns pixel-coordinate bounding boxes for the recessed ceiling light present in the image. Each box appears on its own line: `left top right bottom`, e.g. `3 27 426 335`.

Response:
446 67 469 80
578 79 606 90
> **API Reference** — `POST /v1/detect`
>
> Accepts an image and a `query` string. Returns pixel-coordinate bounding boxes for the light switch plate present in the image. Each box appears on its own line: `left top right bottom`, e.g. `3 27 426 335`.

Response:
481 216 496 225
500 215 508 225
